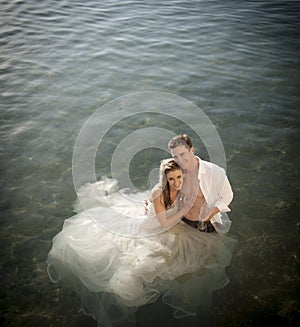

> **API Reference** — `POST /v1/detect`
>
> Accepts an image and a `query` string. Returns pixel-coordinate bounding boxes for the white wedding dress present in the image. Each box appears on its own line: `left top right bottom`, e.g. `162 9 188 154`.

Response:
47 177 236 326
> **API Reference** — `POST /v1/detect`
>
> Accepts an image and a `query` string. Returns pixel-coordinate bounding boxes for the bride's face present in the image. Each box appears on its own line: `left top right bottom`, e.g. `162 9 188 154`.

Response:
166 169 183 192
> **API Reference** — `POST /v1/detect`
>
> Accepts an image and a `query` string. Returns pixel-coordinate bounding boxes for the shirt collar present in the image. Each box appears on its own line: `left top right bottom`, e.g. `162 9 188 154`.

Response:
196 156 206 177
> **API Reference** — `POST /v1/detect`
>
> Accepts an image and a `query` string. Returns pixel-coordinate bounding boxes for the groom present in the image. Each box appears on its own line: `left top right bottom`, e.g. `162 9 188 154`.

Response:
168 134 233 234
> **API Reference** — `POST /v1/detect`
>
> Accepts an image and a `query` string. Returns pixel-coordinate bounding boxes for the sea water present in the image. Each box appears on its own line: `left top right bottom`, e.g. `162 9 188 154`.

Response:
1 0 299 325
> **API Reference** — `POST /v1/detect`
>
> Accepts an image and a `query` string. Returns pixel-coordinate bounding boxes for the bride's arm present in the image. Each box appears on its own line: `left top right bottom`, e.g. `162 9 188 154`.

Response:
152 190 193 228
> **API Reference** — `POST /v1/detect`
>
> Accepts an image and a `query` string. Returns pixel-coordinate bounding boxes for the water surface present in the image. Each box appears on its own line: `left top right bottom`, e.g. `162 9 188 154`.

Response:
1 0 299 326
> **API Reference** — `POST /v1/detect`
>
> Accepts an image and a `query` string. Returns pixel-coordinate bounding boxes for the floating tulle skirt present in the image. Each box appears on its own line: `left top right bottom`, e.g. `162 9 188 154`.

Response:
47 178 237 326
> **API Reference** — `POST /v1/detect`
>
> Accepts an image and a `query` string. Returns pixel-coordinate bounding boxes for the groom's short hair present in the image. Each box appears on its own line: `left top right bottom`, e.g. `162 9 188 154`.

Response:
168 134 193 150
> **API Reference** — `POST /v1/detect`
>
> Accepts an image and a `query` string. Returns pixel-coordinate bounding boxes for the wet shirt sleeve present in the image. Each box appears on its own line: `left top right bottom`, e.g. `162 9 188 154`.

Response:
214 173 233 213
199 160 233 213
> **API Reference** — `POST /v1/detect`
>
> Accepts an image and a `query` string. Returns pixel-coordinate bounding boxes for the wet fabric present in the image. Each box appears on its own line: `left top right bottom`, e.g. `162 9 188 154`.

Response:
47 178 236 326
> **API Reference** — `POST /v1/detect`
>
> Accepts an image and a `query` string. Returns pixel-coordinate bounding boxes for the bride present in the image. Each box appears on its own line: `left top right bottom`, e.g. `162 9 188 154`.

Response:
47 159 236 326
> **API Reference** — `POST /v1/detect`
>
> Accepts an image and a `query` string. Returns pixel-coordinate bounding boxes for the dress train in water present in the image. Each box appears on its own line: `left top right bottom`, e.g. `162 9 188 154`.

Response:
47 177 236 326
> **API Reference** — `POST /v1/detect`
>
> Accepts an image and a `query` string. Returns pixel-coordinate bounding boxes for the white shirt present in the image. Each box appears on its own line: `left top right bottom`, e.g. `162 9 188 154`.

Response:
197 157 233 234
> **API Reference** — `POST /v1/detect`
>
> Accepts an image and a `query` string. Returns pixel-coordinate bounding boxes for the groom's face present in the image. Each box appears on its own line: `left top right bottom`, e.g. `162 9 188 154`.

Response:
171 145 194 170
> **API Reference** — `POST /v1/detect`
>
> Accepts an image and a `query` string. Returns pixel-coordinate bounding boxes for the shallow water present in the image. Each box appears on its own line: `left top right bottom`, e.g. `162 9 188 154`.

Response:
1 0 299 326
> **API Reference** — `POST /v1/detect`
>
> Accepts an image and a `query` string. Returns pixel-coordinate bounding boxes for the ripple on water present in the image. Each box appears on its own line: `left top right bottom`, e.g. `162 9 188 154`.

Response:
1 0 299 325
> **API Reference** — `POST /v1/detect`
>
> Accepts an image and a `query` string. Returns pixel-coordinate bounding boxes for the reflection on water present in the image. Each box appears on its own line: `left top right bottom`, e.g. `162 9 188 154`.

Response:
1 0 299 325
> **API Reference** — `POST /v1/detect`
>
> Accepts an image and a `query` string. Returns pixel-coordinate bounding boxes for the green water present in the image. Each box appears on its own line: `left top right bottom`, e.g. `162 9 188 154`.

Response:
1 0 299 325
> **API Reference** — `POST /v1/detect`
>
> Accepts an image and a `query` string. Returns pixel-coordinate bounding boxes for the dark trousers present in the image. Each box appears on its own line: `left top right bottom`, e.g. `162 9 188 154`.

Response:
182 217 216 233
